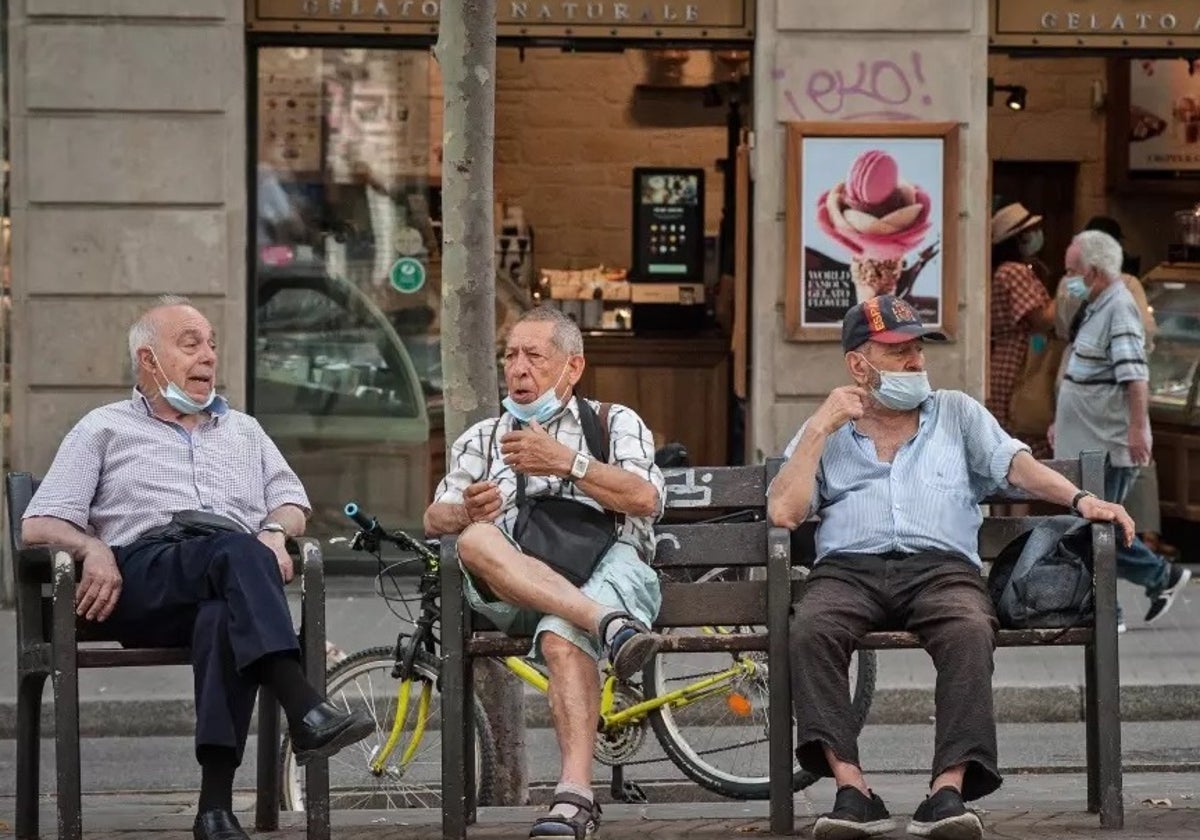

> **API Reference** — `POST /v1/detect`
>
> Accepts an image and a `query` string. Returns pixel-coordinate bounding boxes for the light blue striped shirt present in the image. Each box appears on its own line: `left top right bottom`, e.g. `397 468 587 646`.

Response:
779 390 1030 568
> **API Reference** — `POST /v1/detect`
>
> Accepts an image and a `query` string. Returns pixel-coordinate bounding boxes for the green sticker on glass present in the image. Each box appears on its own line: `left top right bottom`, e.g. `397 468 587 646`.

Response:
389 257 426 293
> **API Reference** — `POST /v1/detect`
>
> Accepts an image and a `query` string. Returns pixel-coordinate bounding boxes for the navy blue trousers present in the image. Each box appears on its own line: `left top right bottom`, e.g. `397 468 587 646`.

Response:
109 532 299 764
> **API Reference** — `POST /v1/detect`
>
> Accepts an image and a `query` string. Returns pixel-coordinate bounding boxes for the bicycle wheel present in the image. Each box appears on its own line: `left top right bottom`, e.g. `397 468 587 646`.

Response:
644 567 877 800
280 645 497 810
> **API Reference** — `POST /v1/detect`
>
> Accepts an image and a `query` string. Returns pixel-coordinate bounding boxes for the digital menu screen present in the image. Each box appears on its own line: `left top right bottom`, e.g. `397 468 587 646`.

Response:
632 167 705 281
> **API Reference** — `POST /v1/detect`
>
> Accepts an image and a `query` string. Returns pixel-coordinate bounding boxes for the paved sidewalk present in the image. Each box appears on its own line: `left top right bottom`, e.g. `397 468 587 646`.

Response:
2 575 1197 736
3 772 1199 838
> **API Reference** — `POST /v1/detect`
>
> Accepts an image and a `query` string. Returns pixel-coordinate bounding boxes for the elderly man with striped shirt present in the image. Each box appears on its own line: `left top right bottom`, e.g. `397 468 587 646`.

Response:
424 305 665 840
768 295 1135 840
1051 230 1191 633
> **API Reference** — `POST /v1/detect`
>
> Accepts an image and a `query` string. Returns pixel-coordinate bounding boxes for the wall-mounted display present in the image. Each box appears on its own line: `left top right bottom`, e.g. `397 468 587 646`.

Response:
784 122 959 342
1129 58 1200 177
631 167 706 282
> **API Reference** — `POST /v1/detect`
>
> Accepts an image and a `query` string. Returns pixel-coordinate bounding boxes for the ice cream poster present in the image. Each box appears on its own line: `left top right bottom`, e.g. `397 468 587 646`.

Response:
785 124 959 342
1129 59 1200 173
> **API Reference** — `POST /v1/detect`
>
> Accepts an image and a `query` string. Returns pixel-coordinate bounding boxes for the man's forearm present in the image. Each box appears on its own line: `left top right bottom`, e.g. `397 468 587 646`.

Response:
1006 451 1081 507
1126 379 1150 428
767 427 828 529
265 504 307 537
20 515 102 555
424 501 471 537
574 462 659 518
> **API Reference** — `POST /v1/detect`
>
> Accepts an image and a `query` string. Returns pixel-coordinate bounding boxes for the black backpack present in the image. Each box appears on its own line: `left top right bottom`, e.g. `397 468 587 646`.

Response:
987 515 1094 629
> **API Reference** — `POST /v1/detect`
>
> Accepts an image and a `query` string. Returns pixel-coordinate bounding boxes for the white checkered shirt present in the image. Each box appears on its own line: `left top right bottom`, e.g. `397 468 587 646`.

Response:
24 389 311 547
434 396 665 560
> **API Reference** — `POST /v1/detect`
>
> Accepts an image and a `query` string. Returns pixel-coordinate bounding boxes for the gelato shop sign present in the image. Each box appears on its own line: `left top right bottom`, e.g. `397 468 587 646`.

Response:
247 0 754 38
990 0 1200 48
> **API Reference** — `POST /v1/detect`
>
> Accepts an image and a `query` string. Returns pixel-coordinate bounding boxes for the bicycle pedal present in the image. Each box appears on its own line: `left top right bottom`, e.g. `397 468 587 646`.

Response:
618 781 647 804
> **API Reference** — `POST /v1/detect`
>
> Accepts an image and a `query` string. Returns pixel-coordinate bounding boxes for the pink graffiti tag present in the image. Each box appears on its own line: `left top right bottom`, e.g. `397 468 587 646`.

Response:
780 52 934 122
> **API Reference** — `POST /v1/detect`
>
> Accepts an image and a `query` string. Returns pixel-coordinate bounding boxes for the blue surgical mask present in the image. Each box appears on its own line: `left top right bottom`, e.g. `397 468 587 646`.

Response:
502 364 569 425
865 359 932 412
150 350 216 415
1019 229 1044 258
1064 275 1087 298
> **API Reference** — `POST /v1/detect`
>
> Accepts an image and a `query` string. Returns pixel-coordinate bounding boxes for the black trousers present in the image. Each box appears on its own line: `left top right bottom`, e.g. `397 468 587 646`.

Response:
109 532 299 764
791 551 1002 801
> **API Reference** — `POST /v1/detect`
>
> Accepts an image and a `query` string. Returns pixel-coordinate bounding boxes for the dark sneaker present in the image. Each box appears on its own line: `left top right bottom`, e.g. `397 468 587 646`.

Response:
1145 565 1191 625
813 785 896 840
906 786 982 840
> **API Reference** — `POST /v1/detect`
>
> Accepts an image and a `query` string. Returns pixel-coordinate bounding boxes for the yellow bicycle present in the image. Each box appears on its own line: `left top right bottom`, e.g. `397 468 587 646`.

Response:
279 504 876 810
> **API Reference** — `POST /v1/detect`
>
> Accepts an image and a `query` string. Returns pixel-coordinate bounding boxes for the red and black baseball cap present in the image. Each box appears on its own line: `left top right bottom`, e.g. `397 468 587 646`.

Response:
842 295 947 353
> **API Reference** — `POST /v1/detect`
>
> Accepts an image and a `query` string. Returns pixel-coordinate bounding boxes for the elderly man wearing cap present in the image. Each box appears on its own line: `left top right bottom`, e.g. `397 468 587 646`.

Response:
768 295 1134 840
989 202 1056 452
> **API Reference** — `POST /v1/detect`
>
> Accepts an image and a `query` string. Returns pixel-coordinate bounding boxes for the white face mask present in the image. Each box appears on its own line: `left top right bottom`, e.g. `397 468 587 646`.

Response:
149 349 216 415
502 363 569 424
862 358 932 411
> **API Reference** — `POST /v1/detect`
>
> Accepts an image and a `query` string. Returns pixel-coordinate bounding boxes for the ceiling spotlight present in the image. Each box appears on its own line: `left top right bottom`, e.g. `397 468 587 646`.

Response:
987 78 1028 111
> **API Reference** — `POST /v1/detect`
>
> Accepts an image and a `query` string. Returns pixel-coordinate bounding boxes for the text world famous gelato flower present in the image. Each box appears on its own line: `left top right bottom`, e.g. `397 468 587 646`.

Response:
816 150 932 303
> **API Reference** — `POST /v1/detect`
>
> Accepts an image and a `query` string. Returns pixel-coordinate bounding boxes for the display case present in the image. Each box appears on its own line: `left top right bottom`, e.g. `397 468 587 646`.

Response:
1144 262 1200 522
1145 263 1200 425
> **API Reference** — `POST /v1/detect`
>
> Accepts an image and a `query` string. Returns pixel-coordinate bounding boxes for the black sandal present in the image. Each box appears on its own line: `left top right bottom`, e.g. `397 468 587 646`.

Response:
528 791 601 839
599 610 662 682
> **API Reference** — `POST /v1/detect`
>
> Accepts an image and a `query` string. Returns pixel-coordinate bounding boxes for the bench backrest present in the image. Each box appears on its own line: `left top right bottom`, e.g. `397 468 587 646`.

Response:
6 471 37 555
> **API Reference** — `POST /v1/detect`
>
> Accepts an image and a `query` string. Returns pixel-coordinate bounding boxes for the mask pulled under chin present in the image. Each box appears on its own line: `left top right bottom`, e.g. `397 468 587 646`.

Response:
160 381 216 415
502 364 570 424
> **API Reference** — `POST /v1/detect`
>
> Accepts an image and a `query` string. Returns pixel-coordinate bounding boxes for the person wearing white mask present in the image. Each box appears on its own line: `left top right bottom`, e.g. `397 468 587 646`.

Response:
424 304 665 840
768 295 1134 840
988 202 1056 454
21 296 373 840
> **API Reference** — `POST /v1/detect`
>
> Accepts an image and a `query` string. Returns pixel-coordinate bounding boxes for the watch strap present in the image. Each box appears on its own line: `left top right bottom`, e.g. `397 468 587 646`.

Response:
1070 490 1094 516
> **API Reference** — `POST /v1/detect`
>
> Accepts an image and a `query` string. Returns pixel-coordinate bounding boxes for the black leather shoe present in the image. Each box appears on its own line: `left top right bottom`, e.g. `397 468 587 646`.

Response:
193 809 250 840
290 701 375 766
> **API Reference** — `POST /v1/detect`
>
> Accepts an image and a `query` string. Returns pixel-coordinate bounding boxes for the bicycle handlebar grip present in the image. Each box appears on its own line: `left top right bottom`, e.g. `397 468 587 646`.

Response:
344 502 378 533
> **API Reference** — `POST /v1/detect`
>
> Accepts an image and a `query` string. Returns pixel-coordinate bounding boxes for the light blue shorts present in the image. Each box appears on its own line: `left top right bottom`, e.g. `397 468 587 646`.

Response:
459 532 661 665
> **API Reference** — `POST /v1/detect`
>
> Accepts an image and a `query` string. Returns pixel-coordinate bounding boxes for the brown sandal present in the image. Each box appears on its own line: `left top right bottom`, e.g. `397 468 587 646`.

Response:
528 791 601 838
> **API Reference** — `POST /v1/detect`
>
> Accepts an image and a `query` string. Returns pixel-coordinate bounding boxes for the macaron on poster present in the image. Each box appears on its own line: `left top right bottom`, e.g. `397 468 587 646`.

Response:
796 137 944 329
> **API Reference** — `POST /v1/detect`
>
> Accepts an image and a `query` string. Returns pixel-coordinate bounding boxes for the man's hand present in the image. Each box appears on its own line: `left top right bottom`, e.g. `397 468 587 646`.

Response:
75 541 122 622
810 386 871 436
1077 495 1136 547
1129 421 1153 467
257 530 294 583
463 481 503 523
500 420 574 477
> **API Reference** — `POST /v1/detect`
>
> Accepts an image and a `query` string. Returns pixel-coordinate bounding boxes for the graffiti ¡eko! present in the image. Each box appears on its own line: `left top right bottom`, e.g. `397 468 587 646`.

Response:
777 51 934 122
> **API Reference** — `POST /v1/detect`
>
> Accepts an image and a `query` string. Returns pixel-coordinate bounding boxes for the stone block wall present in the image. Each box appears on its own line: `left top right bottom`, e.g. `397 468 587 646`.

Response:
7 0 246 473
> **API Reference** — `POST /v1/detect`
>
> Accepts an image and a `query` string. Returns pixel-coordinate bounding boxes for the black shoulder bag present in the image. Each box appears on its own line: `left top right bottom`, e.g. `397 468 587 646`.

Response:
489 399 620 587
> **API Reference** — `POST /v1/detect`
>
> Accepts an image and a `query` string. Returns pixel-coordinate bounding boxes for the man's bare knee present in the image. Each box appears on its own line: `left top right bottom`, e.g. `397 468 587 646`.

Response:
541 632 590 672
457 523 506 575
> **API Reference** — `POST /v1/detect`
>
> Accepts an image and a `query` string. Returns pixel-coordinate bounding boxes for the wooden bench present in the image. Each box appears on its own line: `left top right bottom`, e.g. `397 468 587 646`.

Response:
437 451 1122 838
7 472 333 840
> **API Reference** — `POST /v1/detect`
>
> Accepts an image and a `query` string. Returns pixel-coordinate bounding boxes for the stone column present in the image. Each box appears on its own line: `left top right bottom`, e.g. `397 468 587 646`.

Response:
752 0 990 454
7 0 247 473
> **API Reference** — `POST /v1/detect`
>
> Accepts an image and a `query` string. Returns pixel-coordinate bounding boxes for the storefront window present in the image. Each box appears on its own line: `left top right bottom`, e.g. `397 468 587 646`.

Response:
251 47 442 553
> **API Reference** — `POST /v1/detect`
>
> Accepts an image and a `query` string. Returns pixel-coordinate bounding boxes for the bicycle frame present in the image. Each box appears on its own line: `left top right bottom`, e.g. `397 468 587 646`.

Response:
368 648 761 776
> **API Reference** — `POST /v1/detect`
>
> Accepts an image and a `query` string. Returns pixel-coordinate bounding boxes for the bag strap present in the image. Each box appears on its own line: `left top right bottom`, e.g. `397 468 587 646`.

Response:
576 397 612 464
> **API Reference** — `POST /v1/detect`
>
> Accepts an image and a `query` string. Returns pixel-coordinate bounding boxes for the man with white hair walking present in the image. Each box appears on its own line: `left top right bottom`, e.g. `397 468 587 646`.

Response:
1051 230 1190 631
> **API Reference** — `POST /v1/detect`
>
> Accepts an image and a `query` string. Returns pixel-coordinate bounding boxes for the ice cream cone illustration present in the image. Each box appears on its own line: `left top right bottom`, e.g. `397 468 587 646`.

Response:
816 150 933 303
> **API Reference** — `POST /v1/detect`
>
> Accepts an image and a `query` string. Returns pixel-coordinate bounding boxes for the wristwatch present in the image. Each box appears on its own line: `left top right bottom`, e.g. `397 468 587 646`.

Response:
570 452 591 480
1070 490 1095 516
259 521 287 536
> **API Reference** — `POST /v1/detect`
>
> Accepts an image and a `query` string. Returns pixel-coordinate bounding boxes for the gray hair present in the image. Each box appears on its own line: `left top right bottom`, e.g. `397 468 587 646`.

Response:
128 294 194 376
516 304 585 356
1073 230 1123 280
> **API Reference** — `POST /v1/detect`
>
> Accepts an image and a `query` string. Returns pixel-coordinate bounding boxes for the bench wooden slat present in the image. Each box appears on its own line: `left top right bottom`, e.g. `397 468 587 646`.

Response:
464 626 1096 658
656 580 803 626
662 465 771 510
788 516 1076 565
651 521 767 568
77 648 191 668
